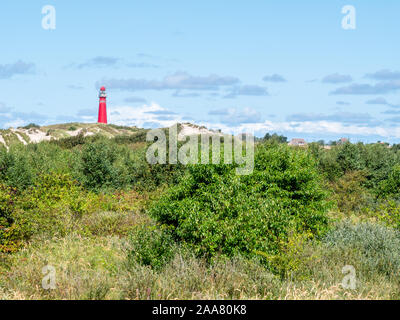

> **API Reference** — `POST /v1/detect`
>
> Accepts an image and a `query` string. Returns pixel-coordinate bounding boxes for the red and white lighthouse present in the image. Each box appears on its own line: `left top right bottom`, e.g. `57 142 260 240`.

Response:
98 86 107 124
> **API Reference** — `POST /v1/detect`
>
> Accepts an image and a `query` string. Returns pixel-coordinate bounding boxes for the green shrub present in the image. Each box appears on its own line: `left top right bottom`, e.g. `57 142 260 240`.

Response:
127 225 176 270
13 173 90 239
260 133 287 144
0 185 15 221
317 142 399 191
0 147 10 182
123 143 186 191
112 131 148 144
149 144 330 262
51 133 93 149
21 123 40 129
0 184 21 252
363 144 398 189
46 129 55 136
336 142 366 173
372 199 400 229
26 142 78 177
255 231 317 280
378 164 400 198
0 146 34 190
79 140 124 191
318 142 365 181
323 221 400 280
330 171 373 214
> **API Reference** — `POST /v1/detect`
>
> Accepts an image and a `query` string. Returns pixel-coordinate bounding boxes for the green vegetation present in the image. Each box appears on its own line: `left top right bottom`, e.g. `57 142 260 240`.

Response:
1 127 400 300
259 132 288 144
150 144 328 261
21 123 40 130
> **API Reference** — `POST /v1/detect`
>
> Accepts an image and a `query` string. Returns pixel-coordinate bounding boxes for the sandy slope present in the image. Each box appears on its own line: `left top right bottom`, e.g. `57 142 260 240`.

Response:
0 123 222 149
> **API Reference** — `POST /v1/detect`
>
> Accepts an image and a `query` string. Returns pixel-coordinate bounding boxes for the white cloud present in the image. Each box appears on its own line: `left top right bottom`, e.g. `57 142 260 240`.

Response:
3 119 27 129
106 103 400 139
98 72 240 92
322 73 352 84
108 103 184 128
206 120 400 139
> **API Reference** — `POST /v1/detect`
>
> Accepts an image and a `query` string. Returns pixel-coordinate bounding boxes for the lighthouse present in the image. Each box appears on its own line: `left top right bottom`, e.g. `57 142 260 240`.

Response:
98 86 107 124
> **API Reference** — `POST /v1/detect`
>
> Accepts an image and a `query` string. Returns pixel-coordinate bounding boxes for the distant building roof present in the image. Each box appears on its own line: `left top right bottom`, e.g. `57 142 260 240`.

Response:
288 138 307 146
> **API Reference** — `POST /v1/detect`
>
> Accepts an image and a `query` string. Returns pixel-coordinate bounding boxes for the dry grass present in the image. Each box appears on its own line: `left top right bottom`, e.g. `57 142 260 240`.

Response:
0 235 127 300
1 231 399 300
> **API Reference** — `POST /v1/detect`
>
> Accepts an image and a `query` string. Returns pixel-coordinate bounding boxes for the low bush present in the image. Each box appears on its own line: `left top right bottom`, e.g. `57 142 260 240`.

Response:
374 199 400 229
12 173 91 240
127 225 176 270
112 131 148 144
322 221 400 281
21 123 40 130
0 184 21 252
26 142 78 178
255 231 317 280
123 143 186 191
51 133 89 149
11 173 150 241
78 140 128 191
317 142 399 191
149 144 330 262
0 145 34 190
378 164 400 198
329 171 373 214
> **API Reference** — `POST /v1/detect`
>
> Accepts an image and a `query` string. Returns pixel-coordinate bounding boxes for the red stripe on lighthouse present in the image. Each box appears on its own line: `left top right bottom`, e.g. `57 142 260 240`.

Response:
98 86 107 124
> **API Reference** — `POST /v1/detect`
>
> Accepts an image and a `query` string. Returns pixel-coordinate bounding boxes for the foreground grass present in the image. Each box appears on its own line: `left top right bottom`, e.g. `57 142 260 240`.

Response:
1 223 400 300
0 235 126 299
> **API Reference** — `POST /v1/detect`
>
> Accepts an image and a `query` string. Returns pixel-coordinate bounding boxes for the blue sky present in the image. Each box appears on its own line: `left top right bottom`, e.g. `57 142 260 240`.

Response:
1 0 400 142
